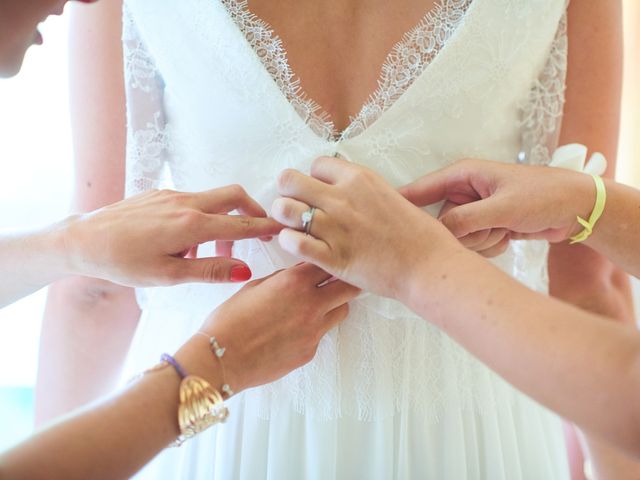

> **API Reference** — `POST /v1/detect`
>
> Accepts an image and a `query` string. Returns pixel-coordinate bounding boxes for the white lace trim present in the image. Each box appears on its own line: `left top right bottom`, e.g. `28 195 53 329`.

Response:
222 0 473 142
123 5 172 196
518 12 568 165
123 6 163 96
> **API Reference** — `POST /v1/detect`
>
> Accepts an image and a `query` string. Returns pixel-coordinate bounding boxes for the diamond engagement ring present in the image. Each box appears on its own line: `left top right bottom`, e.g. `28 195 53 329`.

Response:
301 207 316 235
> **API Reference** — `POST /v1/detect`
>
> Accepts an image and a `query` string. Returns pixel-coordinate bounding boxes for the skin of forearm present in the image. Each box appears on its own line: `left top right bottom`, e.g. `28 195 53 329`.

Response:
584 180 640 279
0 337 224 480
585 180 640 480
0 224 69 308
549 243 637 479
403 248 640 458
35 278 140 425
1 368 180 480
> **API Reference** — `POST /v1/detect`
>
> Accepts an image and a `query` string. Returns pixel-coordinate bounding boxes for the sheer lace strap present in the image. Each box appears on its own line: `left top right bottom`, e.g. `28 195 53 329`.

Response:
123 4 172 197
518 11 568 166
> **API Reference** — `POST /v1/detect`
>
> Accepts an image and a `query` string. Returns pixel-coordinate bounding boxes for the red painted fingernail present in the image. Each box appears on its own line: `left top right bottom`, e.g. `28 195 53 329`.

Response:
230 265 252 282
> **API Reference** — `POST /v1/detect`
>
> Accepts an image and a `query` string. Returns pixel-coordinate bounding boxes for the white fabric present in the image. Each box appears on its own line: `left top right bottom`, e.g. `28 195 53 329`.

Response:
122 0 571 478
550 143 608 175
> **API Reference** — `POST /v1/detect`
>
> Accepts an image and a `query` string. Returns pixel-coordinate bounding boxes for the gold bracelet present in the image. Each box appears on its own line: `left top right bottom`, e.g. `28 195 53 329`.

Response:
175 375 228 445
134 353 229 447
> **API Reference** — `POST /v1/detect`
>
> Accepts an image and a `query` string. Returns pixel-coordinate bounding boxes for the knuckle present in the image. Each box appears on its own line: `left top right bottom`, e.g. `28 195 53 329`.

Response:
294 238 314 258
284 234 306 257
271 198 290 220
176 209 202 227
240 215 253 228
227 184 246 199
310 156 326 175
280 200 296 219
301 344 319 364
201 261 226 282
163 190 192 207
278 268 300 290
277 169 296 192
442 210 465 236
155 188 176 200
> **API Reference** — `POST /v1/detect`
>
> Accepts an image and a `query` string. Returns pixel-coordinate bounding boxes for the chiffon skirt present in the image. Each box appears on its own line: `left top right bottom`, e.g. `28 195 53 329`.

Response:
124 240 570 480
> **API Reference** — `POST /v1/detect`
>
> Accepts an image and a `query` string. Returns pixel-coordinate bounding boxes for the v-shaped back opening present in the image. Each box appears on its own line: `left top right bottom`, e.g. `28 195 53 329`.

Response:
220 0 474 143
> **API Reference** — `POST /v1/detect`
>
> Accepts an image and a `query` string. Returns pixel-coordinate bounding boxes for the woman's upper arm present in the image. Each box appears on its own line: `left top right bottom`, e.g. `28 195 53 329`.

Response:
69 0 126 211
560 0 623 177
549 2 633 318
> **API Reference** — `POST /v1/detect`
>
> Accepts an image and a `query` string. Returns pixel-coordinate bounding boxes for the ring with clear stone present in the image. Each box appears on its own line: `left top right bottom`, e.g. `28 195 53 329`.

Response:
301 207 316 236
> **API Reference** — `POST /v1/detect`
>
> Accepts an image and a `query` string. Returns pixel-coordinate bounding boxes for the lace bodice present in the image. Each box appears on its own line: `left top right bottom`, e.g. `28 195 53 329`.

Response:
122 0 569 422
124 0 567 196
221 0 475 142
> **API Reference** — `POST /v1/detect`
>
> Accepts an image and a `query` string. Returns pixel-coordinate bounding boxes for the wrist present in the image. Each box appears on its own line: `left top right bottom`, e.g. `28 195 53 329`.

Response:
394 222 469 309
174 337 228 394
565 172 601 241
34 219 76 281
58 213 95 277
402 244 483 329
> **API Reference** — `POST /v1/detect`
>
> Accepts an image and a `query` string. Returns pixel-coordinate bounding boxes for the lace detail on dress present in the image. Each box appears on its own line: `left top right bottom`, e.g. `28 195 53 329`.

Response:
221 0 336 141
345 0 472 139
123 5 172 196
221 0 473 142
518 12 568 165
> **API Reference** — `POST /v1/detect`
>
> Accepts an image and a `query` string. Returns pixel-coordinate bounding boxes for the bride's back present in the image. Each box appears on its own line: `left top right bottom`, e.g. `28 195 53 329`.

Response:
248 0 439 133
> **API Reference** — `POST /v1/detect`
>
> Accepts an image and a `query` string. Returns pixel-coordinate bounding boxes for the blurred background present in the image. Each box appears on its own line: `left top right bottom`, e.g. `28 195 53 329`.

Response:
0 14 73 450
0 2 638 452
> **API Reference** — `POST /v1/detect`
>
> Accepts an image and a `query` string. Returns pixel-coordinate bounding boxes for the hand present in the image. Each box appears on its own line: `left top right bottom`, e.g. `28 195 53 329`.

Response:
270 156 460 300
62 186 283 286
399 159 596 257
177 263 360 393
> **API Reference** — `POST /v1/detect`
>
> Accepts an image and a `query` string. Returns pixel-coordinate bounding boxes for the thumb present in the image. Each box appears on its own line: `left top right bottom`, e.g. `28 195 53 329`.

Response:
169 257 253 284
440 196 512 238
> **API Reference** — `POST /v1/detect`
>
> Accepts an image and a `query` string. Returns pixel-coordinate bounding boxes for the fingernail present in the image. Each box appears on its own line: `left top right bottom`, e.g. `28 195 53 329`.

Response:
230 265 252 282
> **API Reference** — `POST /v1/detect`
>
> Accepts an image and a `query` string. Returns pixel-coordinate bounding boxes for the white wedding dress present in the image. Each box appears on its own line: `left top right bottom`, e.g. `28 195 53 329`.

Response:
122 0 572 478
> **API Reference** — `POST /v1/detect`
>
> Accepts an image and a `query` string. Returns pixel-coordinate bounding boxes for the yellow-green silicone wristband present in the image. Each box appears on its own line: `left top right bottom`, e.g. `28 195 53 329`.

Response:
570 174 606 244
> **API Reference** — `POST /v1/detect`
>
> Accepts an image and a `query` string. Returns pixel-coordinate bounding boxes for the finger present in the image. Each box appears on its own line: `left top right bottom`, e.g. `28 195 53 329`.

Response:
458 229 492 249
318 280 360 310
216 240 234 258
439 196 512 238
271 198 330 236
471 228 509 252
291 261 334 285
167 257 253 284
193 215 283 243
277 169 333 207
399 159 488 207
278 229 333 267
478 234 511 258
437 199 458 218
319 303 350 333
310 155 353 184
398 167 457 207
192 185 267 216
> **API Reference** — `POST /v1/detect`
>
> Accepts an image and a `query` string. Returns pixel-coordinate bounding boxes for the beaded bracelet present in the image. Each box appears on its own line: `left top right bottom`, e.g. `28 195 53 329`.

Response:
196 331 234 398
